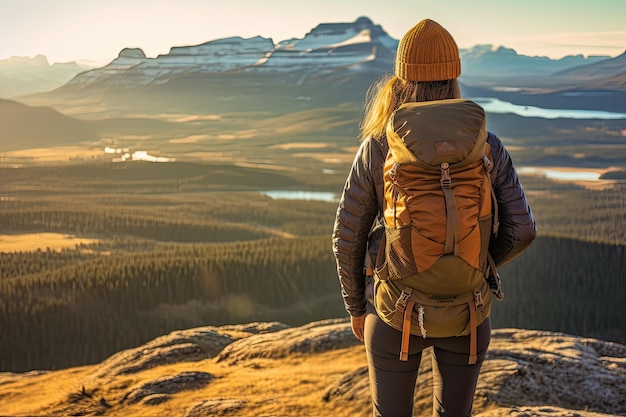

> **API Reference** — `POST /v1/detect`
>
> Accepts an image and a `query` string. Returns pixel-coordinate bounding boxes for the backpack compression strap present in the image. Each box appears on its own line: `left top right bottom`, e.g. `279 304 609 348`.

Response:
482 153 500 236
397 287 419 361
400 299 417 361
468 299 478 365
440 154 499 257
440 162 461 255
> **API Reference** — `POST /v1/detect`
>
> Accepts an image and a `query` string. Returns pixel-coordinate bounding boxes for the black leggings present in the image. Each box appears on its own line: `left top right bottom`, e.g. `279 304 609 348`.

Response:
364 303 491 417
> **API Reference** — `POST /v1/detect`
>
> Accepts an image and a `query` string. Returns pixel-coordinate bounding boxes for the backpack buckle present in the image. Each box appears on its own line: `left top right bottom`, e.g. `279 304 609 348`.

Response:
473 289 485 311
440 163 451 189
389 162 399 182
482 154 494 172
395 287 413 312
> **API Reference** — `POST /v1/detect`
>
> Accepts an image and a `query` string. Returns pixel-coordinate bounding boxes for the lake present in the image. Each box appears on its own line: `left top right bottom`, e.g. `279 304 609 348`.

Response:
516 167 603 182
471 97 626 120
261 191 339 202
261 167 623 202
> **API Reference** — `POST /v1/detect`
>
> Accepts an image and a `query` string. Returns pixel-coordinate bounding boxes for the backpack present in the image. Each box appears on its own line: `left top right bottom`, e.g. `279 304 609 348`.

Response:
371 98 502 364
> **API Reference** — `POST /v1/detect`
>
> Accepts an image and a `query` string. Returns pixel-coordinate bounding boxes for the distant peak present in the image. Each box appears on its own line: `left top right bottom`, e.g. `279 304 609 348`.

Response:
355 16 373 25
33 55 50 65
118 48 146 59
303 16 391 41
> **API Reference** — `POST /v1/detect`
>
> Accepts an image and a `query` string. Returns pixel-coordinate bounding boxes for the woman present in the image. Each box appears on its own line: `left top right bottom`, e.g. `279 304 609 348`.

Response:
332 19 536 417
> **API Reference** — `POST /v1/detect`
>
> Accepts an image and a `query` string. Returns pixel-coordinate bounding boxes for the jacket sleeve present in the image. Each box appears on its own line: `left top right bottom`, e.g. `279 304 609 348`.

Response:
332 138 380 317
488 132 537 266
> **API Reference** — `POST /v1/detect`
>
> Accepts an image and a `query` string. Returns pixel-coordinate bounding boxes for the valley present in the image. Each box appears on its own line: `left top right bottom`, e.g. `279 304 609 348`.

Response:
0 16 624 374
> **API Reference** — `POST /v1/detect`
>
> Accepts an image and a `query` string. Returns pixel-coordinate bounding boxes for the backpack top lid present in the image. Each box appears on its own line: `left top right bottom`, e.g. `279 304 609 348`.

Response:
386 98 488 168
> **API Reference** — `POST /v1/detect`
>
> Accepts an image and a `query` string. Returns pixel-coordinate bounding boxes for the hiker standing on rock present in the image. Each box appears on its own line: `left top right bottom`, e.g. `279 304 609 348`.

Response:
332 18 536 417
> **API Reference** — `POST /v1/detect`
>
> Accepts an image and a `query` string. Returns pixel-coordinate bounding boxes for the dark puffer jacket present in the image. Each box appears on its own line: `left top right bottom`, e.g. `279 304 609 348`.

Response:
332 132 537 317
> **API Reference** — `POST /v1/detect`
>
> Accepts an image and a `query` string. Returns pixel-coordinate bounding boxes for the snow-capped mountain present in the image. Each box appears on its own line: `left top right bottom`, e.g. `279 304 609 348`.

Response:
15 17 622 115
263 17 397 72
64 17 397 91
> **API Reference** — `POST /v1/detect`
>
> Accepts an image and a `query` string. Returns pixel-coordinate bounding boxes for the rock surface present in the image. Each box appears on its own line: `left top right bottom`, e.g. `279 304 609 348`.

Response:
477 329 626 415
322 327 626 417
216 318 360 364
185 398 247 416
0 320 624 417
122 371 213 404
92 321 287 379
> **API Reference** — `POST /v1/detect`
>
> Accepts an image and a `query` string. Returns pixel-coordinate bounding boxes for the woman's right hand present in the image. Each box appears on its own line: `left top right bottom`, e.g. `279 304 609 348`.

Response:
351 314 366 342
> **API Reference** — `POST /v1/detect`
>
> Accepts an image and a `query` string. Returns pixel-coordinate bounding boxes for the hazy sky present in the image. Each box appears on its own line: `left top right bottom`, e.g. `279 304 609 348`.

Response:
1 0 624 65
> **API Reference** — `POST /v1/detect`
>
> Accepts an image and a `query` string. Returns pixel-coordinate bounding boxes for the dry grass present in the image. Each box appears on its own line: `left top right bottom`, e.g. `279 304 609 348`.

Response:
2 146 103 162
0 233 99 252
0 346 368 417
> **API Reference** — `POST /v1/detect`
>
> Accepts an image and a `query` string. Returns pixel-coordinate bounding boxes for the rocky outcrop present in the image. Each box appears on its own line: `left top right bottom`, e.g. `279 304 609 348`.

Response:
92 321 288 378
122 371 213 405
94 320 626 416
215 318 360 365
477 329 626 415
185 398 247 416
92 327 234 379
1 320 624 417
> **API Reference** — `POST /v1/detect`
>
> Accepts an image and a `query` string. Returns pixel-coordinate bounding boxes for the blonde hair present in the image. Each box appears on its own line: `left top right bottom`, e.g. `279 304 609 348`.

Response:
359 75 461 141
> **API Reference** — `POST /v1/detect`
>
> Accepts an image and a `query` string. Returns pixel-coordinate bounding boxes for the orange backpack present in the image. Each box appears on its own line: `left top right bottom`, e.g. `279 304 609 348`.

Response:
372 99 501 364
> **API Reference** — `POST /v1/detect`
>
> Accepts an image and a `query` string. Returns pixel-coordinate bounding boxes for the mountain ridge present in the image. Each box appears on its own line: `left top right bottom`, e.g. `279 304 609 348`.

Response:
0 98 99 151
553 51 626 79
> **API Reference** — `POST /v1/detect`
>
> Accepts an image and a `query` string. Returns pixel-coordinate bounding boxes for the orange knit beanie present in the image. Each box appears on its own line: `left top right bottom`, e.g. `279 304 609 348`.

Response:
395 19 461 81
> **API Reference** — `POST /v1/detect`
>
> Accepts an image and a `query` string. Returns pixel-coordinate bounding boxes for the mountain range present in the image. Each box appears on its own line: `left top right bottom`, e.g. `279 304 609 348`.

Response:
61 25 616 93
1 16 624 158
3 17 624 109
0 54 90 98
